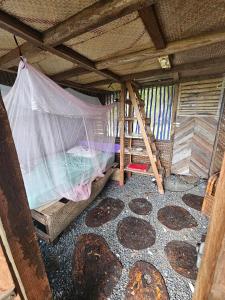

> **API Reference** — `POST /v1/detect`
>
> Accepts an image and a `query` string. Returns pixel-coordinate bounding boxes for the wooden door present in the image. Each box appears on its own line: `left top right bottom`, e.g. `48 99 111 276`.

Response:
171 78 223 178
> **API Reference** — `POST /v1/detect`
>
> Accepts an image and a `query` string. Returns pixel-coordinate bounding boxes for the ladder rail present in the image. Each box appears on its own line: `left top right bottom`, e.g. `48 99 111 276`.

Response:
126 82 164 194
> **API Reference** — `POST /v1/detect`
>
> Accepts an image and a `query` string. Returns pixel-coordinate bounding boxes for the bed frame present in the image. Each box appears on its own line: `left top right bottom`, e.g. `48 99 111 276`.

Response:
31 165 115 242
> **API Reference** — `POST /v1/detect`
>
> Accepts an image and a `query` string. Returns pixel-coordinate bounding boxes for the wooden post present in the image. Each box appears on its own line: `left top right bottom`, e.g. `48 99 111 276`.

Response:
169 84 179 176
119 84 126 186
0 93 52 299
193 153 225 300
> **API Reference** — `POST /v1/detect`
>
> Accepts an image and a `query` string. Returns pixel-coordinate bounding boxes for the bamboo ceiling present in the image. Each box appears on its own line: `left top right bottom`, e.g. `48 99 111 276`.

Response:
0 0 225 93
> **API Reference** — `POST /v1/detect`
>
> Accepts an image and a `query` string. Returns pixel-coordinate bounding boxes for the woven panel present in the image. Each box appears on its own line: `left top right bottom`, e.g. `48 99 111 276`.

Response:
174 42 225 65
156 0 225 42
0 0 97 31
29 52 76 75
65 14 153 61
70 72 105 84
115 137 173 174
109 58 160 76
177 78 223 116
0 28 25 57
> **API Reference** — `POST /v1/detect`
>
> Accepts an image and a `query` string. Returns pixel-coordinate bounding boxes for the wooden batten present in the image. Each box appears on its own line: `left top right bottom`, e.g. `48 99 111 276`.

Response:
0 93 52 299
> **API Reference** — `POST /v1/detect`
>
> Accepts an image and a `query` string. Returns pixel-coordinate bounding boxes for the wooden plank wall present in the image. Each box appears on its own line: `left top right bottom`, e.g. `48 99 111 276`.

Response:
210 97 225 173
171 78 223 178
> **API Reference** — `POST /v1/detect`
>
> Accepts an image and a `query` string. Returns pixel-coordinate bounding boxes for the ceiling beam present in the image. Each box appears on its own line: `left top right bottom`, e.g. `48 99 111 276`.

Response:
138 5 165 49
43 0 155 47
122 56 225 81
0 10 121 82
96 30 225 70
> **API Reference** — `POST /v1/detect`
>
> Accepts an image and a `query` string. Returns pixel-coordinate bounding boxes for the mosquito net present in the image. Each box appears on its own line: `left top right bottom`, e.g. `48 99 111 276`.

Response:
3 59 117 209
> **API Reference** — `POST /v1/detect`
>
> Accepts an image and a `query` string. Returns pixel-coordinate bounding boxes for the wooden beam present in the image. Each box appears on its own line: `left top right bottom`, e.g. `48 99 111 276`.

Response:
0 10 42 45
193 153 225 300
138 5 165 49
43 0 155 47
0 93 52 300
122 56 225 81
0 10 121 82
96 30 225 69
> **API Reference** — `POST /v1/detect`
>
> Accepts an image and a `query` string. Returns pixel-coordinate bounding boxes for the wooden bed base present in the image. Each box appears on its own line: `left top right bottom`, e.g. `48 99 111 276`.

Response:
31 166 114 243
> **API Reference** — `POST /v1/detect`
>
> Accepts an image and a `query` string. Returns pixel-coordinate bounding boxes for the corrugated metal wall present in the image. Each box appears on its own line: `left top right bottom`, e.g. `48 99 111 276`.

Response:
105 85 174 141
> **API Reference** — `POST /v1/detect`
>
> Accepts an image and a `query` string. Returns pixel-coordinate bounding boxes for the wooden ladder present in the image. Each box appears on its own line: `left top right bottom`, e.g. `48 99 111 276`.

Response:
119 81 164 194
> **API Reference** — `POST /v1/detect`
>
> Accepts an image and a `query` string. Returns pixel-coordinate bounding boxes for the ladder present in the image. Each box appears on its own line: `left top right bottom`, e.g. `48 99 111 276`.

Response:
119 81 164 194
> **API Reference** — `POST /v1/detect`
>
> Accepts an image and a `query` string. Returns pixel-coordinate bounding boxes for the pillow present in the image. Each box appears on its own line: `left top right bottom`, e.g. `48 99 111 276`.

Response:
67 145 100 158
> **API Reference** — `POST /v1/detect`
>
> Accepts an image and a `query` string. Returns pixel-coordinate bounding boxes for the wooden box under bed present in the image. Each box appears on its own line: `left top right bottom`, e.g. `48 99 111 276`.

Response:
31 166 114 243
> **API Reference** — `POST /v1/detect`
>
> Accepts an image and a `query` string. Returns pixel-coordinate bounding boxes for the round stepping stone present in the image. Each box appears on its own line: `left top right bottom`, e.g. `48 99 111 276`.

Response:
117 217 156 250
182 193 204 211
128 198 152 215
72 233 122 299
165 240 198 280
125 261 169 300
157 205 198 230
85 197 124 227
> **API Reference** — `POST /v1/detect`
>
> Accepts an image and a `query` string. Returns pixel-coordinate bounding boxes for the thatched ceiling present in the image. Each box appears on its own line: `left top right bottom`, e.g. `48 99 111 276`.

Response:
0 0 225 94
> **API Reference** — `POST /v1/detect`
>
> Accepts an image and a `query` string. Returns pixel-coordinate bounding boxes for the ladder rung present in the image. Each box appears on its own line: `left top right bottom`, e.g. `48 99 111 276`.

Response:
117 147 158 160
125 134 155 142
124 100 145 107
124 117 150 123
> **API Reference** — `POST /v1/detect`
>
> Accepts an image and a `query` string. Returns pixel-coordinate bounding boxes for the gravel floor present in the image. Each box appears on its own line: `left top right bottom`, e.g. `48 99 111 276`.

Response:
39 175 208 300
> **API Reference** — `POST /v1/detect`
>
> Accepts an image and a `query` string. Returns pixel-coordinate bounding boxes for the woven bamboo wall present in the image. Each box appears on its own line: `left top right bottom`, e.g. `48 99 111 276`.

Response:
115 137 173 175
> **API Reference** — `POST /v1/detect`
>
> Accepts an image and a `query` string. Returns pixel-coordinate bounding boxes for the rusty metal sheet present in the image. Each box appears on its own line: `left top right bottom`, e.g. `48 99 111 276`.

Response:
165 240 198 280
157 205 198 230
182 193 204 211
72 233 122 300
125 261 169 300
128 198 152 215
117 217 156 250
85 197 124 227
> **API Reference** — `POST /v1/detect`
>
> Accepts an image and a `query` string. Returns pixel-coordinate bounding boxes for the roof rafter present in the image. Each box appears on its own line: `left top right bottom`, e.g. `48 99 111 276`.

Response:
85 56 225 87
138 5 166 49
0 10 120 82
43 0 155 47
96 30 225 70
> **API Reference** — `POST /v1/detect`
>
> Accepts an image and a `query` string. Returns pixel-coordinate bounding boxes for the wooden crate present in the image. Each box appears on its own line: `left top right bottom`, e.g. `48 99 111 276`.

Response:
202 173 219 217
31 167 114 242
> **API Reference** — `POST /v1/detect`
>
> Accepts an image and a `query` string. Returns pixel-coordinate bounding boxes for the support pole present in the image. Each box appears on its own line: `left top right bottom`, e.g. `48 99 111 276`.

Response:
119 84 126 186
0 93 52 299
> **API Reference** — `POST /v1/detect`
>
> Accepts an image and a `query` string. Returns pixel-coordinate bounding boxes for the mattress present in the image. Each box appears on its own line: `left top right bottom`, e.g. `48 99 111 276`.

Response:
23 152 114 209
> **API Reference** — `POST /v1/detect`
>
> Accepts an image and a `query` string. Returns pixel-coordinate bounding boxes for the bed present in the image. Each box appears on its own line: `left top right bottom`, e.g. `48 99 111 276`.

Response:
23 151 114 209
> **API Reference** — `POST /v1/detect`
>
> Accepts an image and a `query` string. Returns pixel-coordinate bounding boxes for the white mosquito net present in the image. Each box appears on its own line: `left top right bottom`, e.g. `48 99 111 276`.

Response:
3 59 117 209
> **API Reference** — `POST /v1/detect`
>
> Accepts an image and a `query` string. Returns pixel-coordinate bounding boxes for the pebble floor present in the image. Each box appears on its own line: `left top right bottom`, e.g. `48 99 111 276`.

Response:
39 175 208 300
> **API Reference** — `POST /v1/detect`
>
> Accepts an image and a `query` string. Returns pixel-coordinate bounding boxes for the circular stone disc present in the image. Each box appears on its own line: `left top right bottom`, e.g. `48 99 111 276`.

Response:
125 261 169 300
157 205 198 230
182 193 204 211
85 197 124 227
72 233 122 299
117 217 156 250
165 240 198 279
128 198 152 215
